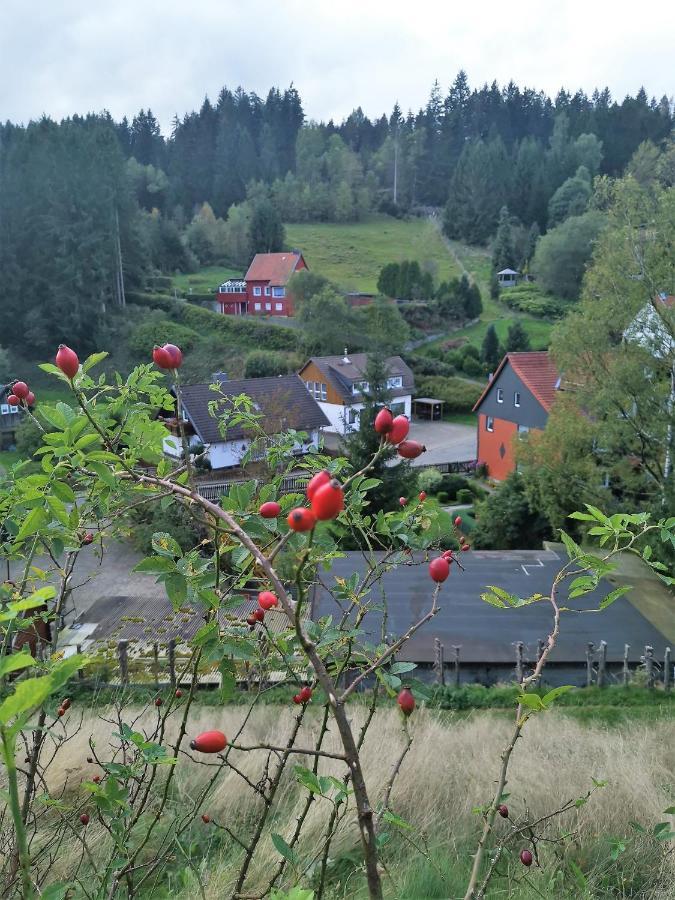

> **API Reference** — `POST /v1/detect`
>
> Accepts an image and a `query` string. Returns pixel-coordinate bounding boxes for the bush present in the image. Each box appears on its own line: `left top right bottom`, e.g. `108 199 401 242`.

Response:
456 488 473 504
501 283 566 318
415 376 483 414
244 350 292 379
403 353 456 377
437 491 448 504
459 355 483 377
127 317 199 358
439 473 470 500
417 468 443 494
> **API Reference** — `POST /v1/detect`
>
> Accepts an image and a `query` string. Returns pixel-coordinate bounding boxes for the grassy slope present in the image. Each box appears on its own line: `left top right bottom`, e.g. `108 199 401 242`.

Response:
170 264 241 295
286 215 461 292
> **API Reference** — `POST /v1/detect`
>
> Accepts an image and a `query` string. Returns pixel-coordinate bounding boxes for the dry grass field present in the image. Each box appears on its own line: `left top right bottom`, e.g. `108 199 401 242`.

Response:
27 703 675 899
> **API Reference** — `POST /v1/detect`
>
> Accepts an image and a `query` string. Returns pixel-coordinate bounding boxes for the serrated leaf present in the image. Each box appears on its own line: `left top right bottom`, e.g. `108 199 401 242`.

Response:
541 685 575 706
0 655 86 726
599 585 631 609
15 507 48 542
82 351 109 373
390 661 417 675
133 556 177 575
271 833 298 866
164 574 187 607
88 461 117 488
517 692 546 711
46 495 70 527
152 532 183 559
52 480 76 503
381 809 414 830
0 651 35 679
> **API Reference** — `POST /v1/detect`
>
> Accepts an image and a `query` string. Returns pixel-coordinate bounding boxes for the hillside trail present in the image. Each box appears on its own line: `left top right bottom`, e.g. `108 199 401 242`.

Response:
427 212 471 279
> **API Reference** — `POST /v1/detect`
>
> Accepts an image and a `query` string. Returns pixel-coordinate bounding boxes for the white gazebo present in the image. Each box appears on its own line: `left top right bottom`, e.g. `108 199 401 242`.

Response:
497 268 520 288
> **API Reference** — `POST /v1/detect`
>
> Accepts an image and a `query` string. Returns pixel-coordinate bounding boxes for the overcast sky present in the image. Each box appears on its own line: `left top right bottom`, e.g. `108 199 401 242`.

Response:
2 0 673 133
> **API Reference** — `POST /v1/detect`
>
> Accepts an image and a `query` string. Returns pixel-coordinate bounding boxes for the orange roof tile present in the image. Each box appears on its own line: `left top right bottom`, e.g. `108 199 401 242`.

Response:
244 252 305 285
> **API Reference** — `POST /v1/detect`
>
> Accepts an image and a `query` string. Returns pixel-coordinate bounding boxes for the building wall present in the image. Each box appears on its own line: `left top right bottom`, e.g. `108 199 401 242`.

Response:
476 414 518 480
164 430 321 468
478 365 549 430
298 362 345 406
317 395 411 434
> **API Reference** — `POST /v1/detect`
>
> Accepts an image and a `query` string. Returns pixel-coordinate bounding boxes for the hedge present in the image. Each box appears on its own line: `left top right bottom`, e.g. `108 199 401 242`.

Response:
415 375 483 413
126 291 300 352
501 283 566 318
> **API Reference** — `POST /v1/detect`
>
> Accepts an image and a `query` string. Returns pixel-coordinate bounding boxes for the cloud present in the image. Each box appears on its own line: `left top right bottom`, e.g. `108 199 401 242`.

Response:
1 0 673 132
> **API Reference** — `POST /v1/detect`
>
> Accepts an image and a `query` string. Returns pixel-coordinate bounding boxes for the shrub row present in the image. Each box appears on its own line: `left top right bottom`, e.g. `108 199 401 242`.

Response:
501 283 566 318
126 291 300 352
415 375 484 413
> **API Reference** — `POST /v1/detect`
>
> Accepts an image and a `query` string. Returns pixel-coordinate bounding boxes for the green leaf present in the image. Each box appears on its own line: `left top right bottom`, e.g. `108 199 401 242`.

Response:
46 495 70 527
271 833 299 866
517 693 546 711
541 685 575 706
82 351 109 373
152 532 183 559
0 655 86 726
15 507 48 542
294 765 322 794
52 480 76 503
381 809 414 830
41 884 73 900
599 585 632 609
0 651 35 679
164 574 187 608
133 556 177 575
662 806 675 815
88 461 117 489
192 621 218 647
390 661 417 675
559 530 582 561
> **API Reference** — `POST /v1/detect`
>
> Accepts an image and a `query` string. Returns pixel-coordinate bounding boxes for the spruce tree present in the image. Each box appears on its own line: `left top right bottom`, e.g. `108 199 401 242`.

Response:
491 205 514 272
341 354 418 513
506 321 531 352
481 324 502 371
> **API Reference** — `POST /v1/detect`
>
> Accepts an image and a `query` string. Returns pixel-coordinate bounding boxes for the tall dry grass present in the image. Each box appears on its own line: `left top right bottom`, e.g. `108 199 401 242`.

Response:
35 703 675 897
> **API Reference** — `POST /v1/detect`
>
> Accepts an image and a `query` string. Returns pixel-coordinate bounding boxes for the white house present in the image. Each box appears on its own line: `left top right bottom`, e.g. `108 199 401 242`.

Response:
297 352 414 435
623 293 675 359
161 374 329 470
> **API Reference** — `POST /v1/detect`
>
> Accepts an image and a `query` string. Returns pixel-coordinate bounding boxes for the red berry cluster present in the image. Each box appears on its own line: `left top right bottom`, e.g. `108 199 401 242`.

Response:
286 470 345 533
152 343 183 370
7 380 36 408
292 685 313 705
374 408 425 460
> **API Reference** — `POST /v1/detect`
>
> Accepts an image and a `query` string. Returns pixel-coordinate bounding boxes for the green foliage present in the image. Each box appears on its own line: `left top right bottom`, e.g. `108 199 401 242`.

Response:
414 376 482 413
473 473 552 549
505 321 531 352
547 165 592 225
417 468 443 494
500 283 567 318
356 297 410 354
248 196 286 255
480 324 502 370
125 497 201 556
532 210 606 300
377 260 434 301
297 288 357 355
244 350 293 379
0 346 10 383
491 206 515 272
127 317 199 358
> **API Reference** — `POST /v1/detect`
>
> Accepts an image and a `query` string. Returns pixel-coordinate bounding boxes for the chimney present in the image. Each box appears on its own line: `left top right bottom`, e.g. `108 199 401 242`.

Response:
342 348 350 365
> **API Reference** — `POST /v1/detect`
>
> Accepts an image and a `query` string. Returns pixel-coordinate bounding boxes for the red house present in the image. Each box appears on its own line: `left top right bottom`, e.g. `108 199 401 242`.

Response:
216 250 307 317
472 352 560 480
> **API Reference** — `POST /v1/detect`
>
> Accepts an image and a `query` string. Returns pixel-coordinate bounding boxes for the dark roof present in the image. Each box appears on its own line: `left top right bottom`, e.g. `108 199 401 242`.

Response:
177 375 330 444
301 354 414 401
473 352 559 413
244 252 306 285
311 551 670 665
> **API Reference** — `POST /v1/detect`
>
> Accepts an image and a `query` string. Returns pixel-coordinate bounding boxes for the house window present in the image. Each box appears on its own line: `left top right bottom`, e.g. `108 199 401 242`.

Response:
486 416 494 432
348 407 359 425
514 391 521 407
496 388 504 403
253 287 262 297
352 381 369 395
254 302 261 311
0 404 8 415
9 405 18 414
390 401 405 416
307 381 327 401
387 376 403 389
517 425 529 435
265 302 271 311
264 286 271 296
275 303 283 311
272 286 285 297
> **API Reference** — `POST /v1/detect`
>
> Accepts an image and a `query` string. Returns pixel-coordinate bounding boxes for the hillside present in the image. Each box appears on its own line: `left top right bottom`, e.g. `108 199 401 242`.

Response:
285 215 461 293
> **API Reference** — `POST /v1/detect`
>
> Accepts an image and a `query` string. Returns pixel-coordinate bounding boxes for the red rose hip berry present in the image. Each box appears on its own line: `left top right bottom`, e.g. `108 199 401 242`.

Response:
259 501 281 518
498 804 509 818
26 391 36 406
154 697 162 707
7 394 19 406
175 689 183 698
80 813 90 826
399 497 407 506
163 344 183 368
287 507 316 532
386 415 410 445
152 345 173 369
454 515 462 527
298 685 312 703
252 608 265 623
397 440 426 459
55 345 80 379
306 470 331 501
397 687 415 716
258 591 278 610
201 813 210 824
190 730 227 753
12 381 29 400
520 849 533 867
428 557 450 583
418 491 426 501
311 479 344 521
374 407 394 434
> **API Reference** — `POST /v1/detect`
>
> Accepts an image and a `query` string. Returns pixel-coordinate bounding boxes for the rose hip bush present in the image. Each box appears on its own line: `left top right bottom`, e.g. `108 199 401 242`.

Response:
0 346 672 899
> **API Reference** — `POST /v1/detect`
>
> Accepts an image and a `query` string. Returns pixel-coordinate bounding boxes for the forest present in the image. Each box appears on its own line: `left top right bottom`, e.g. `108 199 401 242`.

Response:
0 74 672 354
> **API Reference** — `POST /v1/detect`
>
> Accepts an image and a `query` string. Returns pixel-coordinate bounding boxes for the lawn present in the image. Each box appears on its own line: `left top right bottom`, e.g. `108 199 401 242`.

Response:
433 314 553 352
170 264 241 296
285 215 461 292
